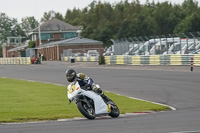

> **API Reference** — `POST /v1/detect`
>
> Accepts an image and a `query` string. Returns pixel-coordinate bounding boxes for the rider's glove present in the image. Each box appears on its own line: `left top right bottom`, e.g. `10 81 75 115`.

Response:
84 84 92 90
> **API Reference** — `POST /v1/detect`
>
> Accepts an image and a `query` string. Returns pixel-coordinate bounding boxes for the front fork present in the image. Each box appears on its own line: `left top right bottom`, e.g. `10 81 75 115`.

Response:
76 95 93 109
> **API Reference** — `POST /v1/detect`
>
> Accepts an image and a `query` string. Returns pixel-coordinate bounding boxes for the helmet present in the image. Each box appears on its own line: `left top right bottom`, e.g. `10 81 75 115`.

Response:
66 69 77 82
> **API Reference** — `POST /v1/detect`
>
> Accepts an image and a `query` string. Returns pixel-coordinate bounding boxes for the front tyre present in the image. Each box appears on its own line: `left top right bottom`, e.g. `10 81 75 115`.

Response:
108 101 120 118
77 101 95 120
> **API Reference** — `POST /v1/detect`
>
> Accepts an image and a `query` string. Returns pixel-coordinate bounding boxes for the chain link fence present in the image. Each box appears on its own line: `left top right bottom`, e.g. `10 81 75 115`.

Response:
110 32 200 56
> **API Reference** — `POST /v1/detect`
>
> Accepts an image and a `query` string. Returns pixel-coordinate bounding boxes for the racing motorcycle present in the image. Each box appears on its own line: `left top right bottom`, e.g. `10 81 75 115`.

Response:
67 81 120 119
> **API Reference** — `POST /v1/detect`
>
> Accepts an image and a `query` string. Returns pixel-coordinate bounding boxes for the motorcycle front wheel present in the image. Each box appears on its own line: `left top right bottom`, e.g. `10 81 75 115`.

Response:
77 101 95 120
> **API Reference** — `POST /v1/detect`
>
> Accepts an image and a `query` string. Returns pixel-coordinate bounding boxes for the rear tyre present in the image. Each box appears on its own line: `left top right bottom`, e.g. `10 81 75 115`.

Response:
108 101 120 118
77 101 95 120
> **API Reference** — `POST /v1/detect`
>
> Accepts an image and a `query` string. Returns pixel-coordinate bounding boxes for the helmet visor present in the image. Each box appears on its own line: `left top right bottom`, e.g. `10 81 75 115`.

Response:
67 74 74 79
66 72 76 82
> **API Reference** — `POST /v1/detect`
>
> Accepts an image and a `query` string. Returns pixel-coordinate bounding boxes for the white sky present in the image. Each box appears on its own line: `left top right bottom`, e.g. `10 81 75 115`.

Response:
0 0 191 22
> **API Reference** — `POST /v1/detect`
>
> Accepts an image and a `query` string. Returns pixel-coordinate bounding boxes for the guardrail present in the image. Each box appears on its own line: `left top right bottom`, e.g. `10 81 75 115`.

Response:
62 56 99 62
105 54 200 66
0 57 31 65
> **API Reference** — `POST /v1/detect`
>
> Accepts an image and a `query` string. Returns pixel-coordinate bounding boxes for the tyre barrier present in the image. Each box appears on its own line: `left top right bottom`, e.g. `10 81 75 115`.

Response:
0 57 31 65
104 54 200 66
63 56 99 62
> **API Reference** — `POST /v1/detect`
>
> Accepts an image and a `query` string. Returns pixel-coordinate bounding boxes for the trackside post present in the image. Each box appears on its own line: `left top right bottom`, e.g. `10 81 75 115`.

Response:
191 57 193 71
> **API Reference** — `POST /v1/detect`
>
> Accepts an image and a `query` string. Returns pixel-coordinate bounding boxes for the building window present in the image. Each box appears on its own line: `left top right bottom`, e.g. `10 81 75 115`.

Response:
10 38 14 43
61 32 76 39
41 33 54 40
34 34 37 41
50 34 53 39
61 33 64 39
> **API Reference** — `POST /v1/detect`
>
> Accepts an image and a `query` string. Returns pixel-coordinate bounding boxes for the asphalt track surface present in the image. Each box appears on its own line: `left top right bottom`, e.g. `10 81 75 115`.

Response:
0 62 200 133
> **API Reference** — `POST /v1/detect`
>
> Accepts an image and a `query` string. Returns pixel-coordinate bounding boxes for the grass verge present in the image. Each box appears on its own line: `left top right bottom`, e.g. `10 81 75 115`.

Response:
0 77 170 123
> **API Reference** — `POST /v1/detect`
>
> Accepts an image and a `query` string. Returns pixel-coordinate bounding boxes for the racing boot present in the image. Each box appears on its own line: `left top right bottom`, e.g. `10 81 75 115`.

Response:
100 93 111 102
93 85 111 102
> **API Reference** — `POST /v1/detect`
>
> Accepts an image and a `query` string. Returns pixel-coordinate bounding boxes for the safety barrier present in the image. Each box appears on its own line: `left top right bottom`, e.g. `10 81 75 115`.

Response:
104 54 200 66
0 57 31 65
63 56 99 62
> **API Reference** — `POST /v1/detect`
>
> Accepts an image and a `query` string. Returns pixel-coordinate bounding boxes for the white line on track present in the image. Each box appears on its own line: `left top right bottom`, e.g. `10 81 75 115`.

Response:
2 113 151 125
169 130 200 133
2 77 65 86
108 91 176 111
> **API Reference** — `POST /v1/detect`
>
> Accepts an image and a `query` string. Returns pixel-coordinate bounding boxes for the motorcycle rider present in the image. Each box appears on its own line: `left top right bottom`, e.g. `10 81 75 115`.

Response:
65 69 111 102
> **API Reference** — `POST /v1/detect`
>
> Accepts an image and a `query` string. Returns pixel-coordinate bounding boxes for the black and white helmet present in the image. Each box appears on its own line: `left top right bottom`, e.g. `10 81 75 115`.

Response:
65 69 77 82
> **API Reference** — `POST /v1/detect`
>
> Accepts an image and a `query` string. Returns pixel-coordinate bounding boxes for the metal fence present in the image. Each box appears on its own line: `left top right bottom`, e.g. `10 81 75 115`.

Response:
111 32 200 56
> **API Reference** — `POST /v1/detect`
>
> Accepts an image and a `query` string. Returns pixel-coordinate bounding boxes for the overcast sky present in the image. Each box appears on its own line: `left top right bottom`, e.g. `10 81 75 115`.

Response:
0 0 192 22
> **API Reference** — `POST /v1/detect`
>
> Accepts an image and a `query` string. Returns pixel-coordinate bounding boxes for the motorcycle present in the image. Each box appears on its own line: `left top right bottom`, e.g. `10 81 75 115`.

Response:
67 81 120 119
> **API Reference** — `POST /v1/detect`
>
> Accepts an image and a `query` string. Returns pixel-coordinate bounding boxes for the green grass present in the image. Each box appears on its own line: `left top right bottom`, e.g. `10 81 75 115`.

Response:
0 77 170 123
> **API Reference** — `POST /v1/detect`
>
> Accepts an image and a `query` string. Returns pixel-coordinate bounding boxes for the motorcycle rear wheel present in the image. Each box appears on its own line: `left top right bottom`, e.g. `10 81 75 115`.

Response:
108 101 120 118
77 101 95 120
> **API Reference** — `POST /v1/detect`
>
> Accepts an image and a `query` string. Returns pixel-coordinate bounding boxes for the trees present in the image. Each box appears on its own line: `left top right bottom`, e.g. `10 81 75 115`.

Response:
174 0 200 33
1 0 200 48
0 13 25 44
0 12 26 57
40 11 64 23
21 17 39 36
80 1 114 47
60 0 200 47
28 41 35 48
152 2 178 34
64 8 81 25
40 11 51 23
174 10 200 33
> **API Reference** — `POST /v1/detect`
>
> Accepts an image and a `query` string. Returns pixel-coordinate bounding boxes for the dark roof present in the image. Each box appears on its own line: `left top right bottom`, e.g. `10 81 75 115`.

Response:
31 18 81 33
37 37 103 49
